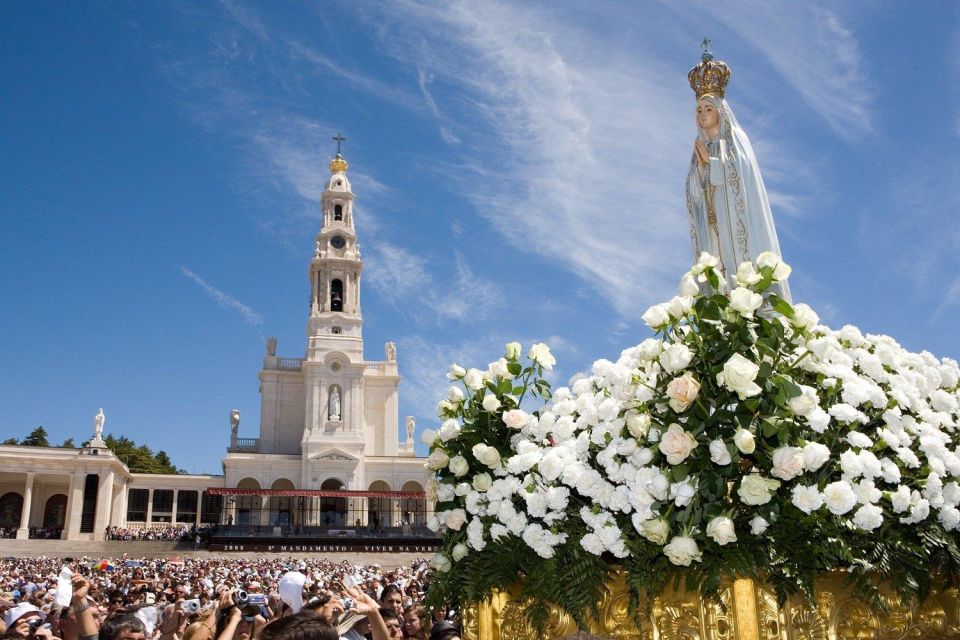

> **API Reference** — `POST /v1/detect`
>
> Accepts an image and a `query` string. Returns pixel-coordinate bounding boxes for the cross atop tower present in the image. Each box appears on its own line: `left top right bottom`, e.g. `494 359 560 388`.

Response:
332 132 347 155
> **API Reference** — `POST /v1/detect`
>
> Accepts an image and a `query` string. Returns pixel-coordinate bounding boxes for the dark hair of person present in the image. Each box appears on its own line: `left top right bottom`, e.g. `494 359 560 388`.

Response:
379 584 403 603
263 613 337 640
100 614 147 640
380 607 401 624
428 620 460 640
301 593 331 613
257 611 319 640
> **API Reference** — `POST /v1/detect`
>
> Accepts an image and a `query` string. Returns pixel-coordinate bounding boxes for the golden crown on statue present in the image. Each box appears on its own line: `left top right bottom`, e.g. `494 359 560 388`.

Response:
688 38 731 99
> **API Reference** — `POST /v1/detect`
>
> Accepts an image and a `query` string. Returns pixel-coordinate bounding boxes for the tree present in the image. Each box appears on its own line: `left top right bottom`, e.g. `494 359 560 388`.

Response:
61 438 76 448
21 426 50 447
102 434 180 474
1 438 17 445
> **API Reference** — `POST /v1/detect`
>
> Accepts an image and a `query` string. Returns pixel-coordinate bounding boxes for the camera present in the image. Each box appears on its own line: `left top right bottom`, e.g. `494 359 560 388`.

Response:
233 591 266 607
28 620 51 633
182 599 201 614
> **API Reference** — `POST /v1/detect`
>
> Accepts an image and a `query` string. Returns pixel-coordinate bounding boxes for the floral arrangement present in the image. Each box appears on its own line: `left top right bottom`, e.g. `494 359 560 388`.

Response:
422 252 960 631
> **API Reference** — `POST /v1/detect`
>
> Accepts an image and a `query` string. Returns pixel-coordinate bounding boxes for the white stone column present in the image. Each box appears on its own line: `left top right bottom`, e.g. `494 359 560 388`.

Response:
16 472 35 539
64 471 85 540
93 470 114 540
145 488 154 526
195 491 202 527
110 482 125 527
171 489 179 524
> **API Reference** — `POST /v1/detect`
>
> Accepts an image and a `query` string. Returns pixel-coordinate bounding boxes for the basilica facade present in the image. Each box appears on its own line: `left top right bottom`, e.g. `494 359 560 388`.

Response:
0 152 429 541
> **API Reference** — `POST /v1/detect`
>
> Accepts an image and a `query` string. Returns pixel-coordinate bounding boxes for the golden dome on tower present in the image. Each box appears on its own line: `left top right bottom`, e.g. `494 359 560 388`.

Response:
329 153 348 174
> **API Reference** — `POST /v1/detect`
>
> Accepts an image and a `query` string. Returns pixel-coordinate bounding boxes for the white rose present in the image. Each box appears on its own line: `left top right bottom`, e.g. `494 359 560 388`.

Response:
679 272 700 296
435 483 455 502
462 368 485 391
639 518 670 545
482 394 501 412
420 429 438 446
443 508 468 530
671 480 696 507
438 420 461 442
791 303 820 329
823 481 858 515
666 373 701 413
697 252 720 270
638 339 662 360
505 341 522 360
447 364 466 380
502 409 530 429
658 423 698 465
451 543 469 561
802 442 831 472
729 287 764 318
660 343 694 373
738 474 780 506
488 358 511 378
528 343 556 370
706 516 737 545
472 473 493 492
749 515 769 535
756 251 791 281
663 535 702 566
666 295 693 318
852 504 883 531
734 429 756 454
448 455 470 477
626 412 651 439
471 444 502 469
735 262 762 287
717 354 762 399
709 440 732 465
426 449 450 470
429 553 451 573
789 386 819 417
642 303 671 329
448 385 465 402
791 485 824 514
771 446 805 481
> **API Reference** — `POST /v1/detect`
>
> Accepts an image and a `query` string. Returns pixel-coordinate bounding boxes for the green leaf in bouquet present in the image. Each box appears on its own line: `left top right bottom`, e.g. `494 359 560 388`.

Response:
499 378 512 394
706 268 720 290
512 386 526 395
757 361 773 380
767 293 795 319
507 361 522 376
671 464 690 482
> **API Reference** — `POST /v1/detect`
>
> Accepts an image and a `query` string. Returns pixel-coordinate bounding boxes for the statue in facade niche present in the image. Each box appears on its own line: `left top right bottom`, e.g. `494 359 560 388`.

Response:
405 416 415 442
266 336 277 356
329 387 341 421
686 40 791 302
385 341 396 361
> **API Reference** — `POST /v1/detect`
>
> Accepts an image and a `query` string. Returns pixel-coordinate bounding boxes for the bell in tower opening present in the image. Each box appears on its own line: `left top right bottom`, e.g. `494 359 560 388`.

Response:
330 279 344 312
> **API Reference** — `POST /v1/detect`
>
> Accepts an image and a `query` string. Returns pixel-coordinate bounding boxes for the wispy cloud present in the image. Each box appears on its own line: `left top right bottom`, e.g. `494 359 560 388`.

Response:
417 66 461 145
366 244 499 322
179 267 264 326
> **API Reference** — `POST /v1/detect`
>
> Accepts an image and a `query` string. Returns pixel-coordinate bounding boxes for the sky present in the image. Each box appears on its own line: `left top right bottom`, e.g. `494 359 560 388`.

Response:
1 1 958 475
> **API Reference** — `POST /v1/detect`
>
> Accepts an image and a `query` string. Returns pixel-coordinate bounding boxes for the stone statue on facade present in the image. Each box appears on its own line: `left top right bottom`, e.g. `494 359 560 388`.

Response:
329 387 342 421
92 408 106 446
230 409 240 439
266 336 277 356
405 416 415 442
385 341 396 361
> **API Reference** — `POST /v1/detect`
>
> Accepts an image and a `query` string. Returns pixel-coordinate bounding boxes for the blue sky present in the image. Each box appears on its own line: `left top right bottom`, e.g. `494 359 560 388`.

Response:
1 1 957 474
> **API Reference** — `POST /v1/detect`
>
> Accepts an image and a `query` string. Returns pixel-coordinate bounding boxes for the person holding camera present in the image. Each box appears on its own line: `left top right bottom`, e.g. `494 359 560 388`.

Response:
3 603 52 640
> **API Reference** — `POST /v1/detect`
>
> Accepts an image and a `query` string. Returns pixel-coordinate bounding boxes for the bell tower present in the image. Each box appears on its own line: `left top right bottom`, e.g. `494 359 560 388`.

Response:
306 149 364 361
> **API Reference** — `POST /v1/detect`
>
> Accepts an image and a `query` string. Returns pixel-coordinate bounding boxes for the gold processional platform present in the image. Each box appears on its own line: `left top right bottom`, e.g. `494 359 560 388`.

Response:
462 572 960 640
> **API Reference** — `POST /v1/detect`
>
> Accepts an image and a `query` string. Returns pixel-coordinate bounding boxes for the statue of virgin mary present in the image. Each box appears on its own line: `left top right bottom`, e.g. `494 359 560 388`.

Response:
686 43 791 302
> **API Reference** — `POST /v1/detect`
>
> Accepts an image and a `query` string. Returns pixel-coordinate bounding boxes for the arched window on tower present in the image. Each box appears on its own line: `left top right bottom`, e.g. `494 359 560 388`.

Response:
334 204 343 221
330 279 344 312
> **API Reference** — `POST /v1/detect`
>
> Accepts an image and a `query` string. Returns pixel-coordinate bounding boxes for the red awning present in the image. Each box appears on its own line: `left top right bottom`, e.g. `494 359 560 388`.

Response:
206 488 426 499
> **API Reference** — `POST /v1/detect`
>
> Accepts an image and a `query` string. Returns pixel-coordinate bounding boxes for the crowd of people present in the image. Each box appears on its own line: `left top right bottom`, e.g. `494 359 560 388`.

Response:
104 526 210 543
0 530 62 541
0 556 460 640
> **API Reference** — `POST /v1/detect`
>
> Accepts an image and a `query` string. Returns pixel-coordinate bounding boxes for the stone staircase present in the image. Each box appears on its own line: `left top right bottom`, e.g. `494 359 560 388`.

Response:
0 539 426 568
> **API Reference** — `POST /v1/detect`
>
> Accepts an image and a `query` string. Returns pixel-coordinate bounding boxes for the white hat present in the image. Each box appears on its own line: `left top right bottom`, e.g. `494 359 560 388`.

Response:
4 603 44 628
